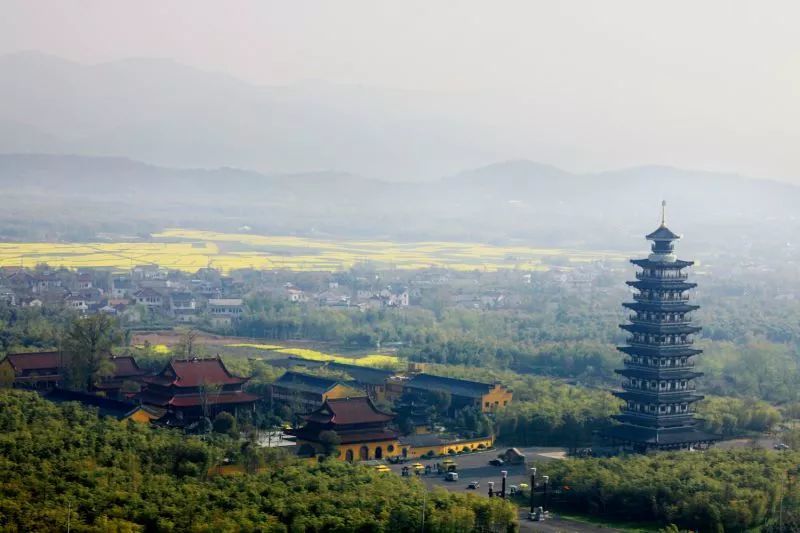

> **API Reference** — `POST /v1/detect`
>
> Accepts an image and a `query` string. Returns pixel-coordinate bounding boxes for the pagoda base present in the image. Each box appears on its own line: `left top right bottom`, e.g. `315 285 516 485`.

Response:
602 424 720 452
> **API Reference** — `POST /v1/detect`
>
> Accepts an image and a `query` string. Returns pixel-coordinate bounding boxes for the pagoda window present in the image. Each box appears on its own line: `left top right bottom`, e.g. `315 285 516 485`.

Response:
681 380 687 388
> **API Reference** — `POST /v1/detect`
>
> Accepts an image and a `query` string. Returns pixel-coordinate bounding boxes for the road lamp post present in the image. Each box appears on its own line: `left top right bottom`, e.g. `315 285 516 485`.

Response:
529 467 537 515
487 481 494 498
501 470 508 499
542 475 549 512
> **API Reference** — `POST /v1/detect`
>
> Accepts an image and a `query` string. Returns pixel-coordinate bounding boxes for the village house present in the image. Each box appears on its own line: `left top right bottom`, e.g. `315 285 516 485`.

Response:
31 273 63 294
134 288 165 308
207 298 244 326
286 287 308 303
170 292 196 311
66 294 90 313
316 290 351 308
132 265 168 281
76 272 93 289
111 276 133 298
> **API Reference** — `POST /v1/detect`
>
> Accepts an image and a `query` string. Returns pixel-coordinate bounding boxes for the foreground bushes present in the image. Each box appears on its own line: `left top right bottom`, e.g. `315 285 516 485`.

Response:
0 390 517 532
540 449 798 531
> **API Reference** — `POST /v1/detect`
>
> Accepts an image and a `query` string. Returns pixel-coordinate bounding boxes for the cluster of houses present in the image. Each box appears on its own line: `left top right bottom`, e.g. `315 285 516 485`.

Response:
0 265 416 326
1 347 512 462
0 265 245 326
0 261 623 330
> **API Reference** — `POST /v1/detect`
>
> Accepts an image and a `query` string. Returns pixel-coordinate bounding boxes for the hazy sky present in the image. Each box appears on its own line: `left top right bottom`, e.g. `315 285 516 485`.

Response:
2 1 800 180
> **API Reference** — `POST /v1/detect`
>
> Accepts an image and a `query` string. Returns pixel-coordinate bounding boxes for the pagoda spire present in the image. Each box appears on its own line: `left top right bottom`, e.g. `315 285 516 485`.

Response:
660 200 666 226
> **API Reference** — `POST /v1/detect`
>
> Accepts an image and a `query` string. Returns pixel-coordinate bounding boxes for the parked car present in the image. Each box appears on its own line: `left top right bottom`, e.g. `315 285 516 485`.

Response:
467 480 480 489
775 443 790 451
489 458 504 466
445 472 459 482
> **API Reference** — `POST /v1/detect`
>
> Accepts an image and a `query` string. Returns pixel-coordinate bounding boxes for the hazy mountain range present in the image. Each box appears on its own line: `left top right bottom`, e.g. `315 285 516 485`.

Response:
2 51 798 254
1 153 798 256
0 51 504 181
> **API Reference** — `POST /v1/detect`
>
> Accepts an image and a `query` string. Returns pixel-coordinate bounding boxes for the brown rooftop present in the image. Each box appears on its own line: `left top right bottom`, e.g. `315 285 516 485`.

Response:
305 396 393 426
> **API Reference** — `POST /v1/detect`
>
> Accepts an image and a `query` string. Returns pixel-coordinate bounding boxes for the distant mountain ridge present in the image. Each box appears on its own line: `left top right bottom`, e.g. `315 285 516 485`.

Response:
0 51 503 181
2 153 799 252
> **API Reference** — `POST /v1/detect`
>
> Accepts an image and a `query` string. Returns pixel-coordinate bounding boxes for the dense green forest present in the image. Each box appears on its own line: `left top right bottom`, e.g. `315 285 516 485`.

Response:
236 280 800 405
538 449 800 531
0 390 517 532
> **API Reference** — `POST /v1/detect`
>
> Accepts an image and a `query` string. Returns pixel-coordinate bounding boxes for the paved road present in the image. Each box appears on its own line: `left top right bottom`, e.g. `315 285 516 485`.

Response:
385 447 620 532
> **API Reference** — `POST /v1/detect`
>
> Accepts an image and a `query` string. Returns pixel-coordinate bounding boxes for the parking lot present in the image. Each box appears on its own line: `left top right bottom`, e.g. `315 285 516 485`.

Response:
385 446 567 495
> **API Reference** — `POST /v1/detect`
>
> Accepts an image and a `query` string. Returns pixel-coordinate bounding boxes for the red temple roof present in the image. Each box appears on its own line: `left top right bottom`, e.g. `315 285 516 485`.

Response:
4 351 63 371
143 357 248 388
137 389 259 407
305 397 393 425
110 356 147 378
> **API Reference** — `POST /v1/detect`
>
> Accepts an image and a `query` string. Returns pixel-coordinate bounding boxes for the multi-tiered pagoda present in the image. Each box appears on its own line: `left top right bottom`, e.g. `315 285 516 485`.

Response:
606 204 719 451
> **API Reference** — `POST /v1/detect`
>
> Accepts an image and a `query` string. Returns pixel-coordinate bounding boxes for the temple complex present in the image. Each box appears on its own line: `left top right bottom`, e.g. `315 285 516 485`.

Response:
137 357 259 418
605 203 719 451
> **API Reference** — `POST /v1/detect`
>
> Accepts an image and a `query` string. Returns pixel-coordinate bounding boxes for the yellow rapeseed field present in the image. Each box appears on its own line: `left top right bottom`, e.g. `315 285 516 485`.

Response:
233 344 401 368
0 228 629 273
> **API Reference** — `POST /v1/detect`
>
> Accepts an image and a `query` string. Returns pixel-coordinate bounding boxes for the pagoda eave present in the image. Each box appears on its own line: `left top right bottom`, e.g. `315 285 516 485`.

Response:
631 258 694 269
617 346 702 357
612 413 698 428
613 390 704 404
626 280 697 290
622 302 700 313
603 425 720 448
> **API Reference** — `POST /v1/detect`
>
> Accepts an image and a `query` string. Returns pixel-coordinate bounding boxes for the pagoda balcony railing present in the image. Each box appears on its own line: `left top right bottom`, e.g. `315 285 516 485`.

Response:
622 384 697 394
627 339 694 347
635 272 688 281
622 359 695 368
632 293 690 302
628 315 692 325
620 411 697 419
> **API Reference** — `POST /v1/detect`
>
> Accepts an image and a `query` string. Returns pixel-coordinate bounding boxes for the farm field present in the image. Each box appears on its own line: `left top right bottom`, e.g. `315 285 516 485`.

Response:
130 331 401 368
0 228 630 273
